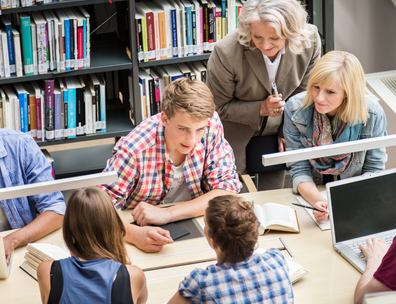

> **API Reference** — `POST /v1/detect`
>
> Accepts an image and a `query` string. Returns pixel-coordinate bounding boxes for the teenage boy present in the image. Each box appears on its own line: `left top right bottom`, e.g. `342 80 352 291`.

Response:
101 78 241 252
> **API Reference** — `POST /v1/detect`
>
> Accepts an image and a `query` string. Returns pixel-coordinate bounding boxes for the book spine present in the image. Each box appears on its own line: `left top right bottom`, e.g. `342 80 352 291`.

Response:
148 79 154 116
63 95 68 138
94 84 100 130
20 16 34 76
181 4 187 56
36 89 42 140
2 32 10 77
212 6 216 45
54 91 61 140
60 87 64 138
192 10 197 55
185 6 193 56
44 79 55 141
100 81 106 131
73 19 77 70
41 89 45 141
201 69 206 83
5 25 15 75
158 12 167 59
13 33 23 77
45 23 49 71
67 88 76 138
153 12 160 60
84 90 92 134
37 23 47 75
64 19 71 71
208 7 214 51
221 0 226 38
77 25 83 69
171 10 177 57
200 8 204 54
91 94 96 133
47 20 54 71
31 22 38 75
82 19 86 69
54 19 60 72
146 12 156 61
86 15 90 68
69 19 74 69
76 87 84 135
141 17 148 62
0 97 3 128
175 5 183 58
0 35 4 78
29 95 37 139
136 18 143 62
154 77 160 114
59 21 65 71
17 92 28 133
216 10 221 42
164 7 172 58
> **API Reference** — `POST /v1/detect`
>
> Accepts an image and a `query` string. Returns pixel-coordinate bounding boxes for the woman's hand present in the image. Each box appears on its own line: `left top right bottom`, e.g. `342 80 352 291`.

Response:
260 94 285 117
313 201 329 221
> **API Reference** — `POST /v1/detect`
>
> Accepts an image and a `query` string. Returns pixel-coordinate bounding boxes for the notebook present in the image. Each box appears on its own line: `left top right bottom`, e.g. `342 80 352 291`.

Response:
0 235 14 279
327 168 396 273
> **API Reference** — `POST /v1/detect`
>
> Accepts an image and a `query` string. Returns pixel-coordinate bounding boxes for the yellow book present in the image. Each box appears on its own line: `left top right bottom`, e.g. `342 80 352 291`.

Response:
158 11 167 59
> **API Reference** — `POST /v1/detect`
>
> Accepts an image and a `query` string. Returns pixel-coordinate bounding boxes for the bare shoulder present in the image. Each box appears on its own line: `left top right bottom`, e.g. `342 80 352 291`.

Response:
37 260 53 279
125 264 145 280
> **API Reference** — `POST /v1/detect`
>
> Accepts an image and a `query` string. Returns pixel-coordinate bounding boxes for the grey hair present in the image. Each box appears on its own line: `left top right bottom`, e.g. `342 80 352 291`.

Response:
237 0 314 54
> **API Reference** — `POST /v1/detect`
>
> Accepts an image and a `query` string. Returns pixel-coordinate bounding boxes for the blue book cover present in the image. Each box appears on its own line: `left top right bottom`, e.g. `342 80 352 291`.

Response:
185 6 193 55
83 19 87 69
0 16 16 75
67 87 76 139
192 11 196 55
221 0 226 18
19 14 34 76
170 74 184 82
13 85 28 133
171 9 177 58
54 88 61 140
65 19 71 71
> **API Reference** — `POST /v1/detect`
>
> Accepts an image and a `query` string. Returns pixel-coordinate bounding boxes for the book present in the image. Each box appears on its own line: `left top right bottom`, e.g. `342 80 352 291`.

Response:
0 30 10 78
149 69 161 114
49 11 61 73
163 64 183 82
78 7 90 68
83 79 93 134
31 12 48 75
0 29 5 78
74 77 85 135
3 85 18 131
136 2 156 62
1 87 12 130
0 16 16 76
12 27 23 77
363 292 396 304
55 9 70 71
145 2 167 60
19 13 34 76
54 82 62 140
30 18 38 75
72 8 85 70
174 0 187 57
135 12 144 63
191 0 202 54
31 82 43 140
176 62 192 79
25 84 37 139
181 0 193 56
98 75 106 132
89 74 102 131
44 79 55 141
0 89 4 128
64 77 77 138
43 11 56 71
20 243 70 281
12 84 28 133
189 61 206 82
168 0 182 58
58 78 68 139
154 0 174 58
253 203 300 234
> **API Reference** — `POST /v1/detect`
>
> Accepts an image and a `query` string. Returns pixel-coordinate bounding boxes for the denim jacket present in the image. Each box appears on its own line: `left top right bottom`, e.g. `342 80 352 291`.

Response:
284 92 388 194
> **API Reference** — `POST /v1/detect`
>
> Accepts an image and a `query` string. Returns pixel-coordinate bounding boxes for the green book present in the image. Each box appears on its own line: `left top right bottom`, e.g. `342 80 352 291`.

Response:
19 13 34 76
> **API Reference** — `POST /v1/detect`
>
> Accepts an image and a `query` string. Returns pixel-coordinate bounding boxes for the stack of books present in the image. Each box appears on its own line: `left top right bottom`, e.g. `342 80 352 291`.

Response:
20 243 70 281
0 8 90 78
1 0 66 9
135 0 245 62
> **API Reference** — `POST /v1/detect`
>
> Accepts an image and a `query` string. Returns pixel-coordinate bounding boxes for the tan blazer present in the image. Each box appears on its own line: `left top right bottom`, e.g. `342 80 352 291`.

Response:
206 24 321 161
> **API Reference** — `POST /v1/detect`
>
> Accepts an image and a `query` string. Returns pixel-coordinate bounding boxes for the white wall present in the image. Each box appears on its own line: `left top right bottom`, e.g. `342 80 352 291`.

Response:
334 0 396 74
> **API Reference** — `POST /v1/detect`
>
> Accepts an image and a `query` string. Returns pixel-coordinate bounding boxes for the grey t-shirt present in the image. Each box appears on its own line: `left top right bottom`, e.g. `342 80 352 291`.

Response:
0 204 11 232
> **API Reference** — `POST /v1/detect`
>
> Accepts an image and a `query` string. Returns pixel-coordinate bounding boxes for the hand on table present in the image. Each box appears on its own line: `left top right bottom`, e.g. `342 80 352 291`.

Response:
130 225 174 253
313 201 329 221
360 237 388 266
260 94 285 117
132 202 171 226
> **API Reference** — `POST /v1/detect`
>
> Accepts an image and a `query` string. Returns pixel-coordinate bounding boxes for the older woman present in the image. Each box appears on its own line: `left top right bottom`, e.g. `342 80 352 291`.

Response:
284 51 387 221
207 0 321 190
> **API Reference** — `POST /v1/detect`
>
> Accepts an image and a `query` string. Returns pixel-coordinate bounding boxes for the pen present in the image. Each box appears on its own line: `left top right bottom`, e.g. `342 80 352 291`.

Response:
271 81 279 96
292 203 326 213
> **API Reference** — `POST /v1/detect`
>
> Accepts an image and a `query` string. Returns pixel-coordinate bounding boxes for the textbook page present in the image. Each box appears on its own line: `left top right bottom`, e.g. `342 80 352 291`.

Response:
295 190 330 231
262 203 299 232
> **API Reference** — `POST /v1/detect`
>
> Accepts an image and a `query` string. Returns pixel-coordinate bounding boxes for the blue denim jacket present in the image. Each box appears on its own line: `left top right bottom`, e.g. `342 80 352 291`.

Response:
284 92 388 194
0 129 65 229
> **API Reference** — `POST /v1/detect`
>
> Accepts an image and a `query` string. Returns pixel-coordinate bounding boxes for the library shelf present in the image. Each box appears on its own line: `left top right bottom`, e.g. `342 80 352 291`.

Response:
138 54 211 68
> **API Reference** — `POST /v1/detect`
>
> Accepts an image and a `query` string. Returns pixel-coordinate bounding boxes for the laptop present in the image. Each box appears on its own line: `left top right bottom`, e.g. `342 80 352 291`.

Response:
0 235 13 279
327 168 396 273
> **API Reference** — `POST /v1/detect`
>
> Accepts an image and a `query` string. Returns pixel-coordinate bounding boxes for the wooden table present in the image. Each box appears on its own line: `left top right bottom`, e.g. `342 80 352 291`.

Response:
0 188 361 304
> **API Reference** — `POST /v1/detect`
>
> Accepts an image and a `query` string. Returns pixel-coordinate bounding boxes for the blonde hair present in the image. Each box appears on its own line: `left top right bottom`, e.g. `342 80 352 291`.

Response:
161 78 215 121
302 51 370 126
237 0 314 54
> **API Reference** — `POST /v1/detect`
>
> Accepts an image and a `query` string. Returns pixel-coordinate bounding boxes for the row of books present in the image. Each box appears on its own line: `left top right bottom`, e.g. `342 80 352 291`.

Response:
0 73 106 142
139 60 208 119
136 0 245 62
0 7 90 78
2 0 67 10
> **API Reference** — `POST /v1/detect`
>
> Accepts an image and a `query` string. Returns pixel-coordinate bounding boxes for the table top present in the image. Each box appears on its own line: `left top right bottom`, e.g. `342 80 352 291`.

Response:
0 187 362 304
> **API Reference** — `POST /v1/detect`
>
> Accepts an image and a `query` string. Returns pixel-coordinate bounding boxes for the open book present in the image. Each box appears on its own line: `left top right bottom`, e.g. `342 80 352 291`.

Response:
253 203 300 234
20 243 70 280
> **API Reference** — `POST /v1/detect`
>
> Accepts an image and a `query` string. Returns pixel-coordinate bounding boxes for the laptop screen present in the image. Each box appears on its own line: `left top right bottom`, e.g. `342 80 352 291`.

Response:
330 172 396 243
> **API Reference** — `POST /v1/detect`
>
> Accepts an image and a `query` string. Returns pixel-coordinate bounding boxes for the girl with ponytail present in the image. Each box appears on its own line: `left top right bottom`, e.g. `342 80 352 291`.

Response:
168 195 294 303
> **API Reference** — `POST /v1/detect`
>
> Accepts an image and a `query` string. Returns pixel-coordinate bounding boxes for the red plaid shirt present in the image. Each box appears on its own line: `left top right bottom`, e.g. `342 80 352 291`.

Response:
100 112 241 209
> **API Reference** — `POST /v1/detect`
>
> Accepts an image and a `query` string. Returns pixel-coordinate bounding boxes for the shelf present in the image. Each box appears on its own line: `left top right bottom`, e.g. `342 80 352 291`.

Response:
36 106 134 147
1 0 125 14
138 54 211 68
0 35 132 85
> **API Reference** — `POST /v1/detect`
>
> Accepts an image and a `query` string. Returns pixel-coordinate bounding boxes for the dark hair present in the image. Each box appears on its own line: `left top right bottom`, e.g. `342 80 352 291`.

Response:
205 195 259 263
63 187 129 265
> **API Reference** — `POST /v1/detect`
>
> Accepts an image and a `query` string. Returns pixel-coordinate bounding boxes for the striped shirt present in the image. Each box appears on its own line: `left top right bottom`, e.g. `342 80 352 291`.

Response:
100 112 241 209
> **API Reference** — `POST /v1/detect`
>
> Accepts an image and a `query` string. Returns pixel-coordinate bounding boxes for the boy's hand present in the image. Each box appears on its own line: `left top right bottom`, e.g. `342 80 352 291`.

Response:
129 225 174 252
132 202 172 226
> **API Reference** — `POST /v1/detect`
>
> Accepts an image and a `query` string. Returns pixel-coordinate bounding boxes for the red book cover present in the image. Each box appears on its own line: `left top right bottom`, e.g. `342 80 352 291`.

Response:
145 12 155 61
77 27 83 69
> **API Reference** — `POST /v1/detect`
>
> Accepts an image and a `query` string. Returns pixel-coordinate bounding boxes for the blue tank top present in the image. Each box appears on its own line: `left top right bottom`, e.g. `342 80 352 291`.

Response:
58 256 122 304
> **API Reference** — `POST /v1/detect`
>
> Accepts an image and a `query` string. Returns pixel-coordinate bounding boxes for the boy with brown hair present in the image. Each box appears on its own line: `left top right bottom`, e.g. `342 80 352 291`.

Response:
100 78 241 252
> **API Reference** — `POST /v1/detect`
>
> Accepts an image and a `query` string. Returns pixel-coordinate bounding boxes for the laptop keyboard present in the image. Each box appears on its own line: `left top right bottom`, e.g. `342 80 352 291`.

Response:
348 234 395 258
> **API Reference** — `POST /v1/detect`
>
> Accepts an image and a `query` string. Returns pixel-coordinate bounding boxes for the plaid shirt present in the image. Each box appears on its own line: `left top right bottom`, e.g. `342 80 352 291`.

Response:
100 112 241 209
178 249 294 304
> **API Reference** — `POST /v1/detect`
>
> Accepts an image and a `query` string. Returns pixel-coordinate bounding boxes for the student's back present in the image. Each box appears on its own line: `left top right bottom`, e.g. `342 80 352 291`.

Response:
37 187 148 304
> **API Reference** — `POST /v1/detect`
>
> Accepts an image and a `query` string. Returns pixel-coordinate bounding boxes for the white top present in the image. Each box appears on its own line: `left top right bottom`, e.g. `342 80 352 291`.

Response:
0 205 11 232
262 46 286 83
163 162 191 204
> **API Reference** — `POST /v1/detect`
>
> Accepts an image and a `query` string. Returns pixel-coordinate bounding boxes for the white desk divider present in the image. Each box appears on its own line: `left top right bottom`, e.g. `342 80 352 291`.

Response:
262 134 396 166
0 171 118 200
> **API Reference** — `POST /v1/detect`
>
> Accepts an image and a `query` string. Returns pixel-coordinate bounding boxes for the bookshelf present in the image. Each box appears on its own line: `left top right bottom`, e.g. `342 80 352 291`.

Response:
0 0 135 176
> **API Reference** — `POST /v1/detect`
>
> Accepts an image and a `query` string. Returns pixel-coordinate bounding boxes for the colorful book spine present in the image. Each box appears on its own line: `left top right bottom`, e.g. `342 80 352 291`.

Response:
77 25 83 69
192 11 197 55
136 18 143 62
17 91 28 133
200 8 204 53
0 32 4 78
99 77 106 132
31 21 38 75
65 19 71 71
13 29 23 77
171 10 177 57
1 31 10 77
82 18 87 69
146 12 155 61
19 15 34 76
158 11 167 59
54 89 61 140
35 87 42 140
185 5 193 56
69 19 74 69
29 94 37 139
221 0 226 38
141 17 148 62
44 79 55 141
216 10 221 42
1 19 16 75
67 86 76 138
